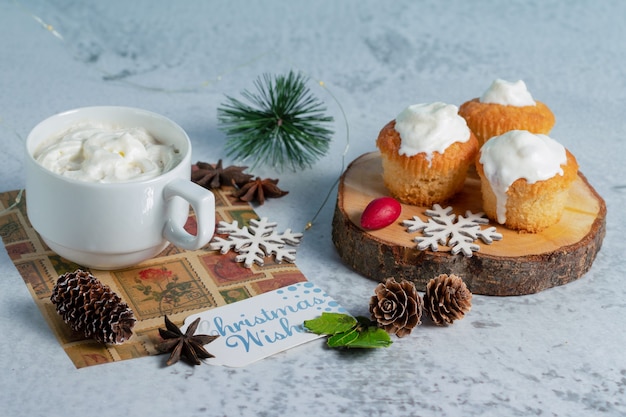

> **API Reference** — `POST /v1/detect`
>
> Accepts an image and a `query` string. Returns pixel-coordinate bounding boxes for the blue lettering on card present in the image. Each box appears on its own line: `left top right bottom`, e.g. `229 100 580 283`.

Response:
223 318 304 352
212 294 327 352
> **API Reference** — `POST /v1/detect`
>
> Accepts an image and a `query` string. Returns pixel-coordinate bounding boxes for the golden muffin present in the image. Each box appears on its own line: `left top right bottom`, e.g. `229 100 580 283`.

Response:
476 130 579 233
459 79 555 147
376 102 479 206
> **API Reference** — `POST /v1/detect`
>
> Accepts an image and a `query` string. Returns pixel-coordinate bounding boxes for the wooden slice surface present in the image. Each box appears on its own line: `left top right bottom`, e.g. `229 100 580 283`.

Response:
331 152 607 296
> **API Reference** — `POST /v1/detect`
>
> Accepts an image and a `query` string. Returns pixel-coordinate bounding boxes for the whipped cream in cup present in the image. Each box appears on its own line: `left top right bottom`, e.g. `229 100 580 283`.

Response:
34 124 181 183
394 102 471 163
479 79 536 106
25 106 215 270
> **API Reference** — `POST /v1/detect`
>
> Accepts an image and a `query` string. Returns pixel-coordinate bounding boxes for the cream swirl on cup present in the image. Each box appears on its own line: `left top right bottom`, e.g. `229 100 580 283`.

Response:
34 123 181 183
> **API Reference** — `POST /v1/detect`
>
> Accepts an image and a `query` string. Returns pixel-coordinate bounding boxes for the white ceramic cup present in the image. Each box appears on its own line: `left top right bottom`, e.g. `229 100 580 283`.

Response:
25 106 215 270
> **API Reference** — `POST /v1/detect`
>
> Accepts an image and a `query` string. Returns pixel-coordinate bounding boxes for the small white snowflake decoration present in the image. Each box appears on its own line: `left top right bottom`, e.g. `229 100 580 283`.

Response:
402 204 502 257
209 217 303 268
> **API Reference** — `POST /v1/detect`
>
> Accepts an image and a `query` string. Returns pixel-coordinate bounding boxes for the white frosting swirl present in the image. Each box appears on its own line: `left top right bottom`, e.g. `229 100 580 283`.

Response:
35 123 181 183
479 130 567 223
394 102 471 162
479 79 536 106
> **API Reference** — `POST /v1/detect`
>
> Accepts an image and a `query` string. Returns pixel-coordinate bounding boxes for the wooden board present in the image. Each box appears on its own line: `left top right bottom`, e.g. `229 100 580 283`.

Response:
331 152 607 296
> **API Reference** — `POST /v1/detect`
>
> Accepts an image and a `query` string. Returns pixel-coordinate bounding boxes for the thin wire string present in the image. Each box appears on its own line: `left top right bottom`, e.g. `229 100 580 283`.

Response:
0 189 24 216
16 0 271 94
304 80 350 231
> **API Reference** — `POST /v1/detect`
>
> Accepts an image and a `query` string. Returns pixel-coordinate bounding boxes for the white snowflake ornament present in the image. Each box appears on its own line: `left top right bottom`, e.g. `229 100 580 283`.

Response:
209 217 303 268
402 204 502 257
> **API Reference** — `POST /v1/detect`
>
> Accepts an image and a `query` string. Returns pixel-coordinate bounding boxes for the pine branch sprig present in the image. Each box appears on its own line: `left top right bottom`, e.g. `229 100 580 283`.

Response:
218 71 334 172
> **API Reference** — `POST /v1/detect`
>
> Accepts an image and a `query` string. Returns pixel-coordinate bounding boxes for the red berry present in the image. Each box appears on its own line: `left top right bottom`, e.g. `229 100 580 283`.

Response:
360 197 402 230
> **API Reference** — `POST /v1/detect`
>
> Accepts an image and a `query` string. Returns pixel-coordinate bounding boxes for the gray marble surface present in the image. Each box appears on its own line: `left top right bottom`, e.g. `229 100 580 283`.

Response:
1 1 625 416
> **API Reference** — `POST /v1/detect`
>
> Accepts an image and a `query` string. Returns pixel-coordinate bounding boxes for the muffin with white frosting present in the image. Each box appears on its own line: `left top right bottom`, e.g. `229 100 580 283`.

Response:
376 102 479 206
476 130 578 233
458 79 555 146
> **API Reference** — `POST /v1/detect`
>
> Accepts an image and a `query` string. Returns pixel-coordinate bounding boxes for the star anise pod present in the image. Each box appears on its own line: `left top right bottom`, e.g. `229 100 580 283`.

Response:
192 159 253 189
156 315 219 366
233 177 289 205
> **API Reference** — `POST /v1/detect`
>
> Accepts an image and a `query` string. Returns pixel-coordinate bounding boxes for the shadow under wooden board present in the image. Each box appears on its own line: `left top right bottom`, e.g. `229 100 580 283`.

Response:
332 152 606 296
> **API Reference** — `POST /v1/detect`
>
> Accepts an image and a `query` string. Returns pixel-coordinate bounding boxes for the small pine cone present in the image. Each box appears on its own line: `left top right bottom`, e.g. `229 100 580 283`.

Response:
50 270 136 344
423 274 472 325
369 277 422 337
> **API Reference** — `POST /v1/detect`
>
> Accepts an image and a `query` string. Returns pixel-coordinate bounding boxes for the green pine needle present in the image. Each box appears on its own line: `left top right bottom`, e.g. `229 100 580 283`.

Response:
218 70 334 171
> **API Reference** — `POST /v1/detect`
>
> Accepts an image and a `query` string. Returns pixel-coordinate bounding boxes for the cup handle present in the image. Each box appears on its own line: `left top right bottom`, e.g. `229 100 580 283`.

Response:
163 178 215 250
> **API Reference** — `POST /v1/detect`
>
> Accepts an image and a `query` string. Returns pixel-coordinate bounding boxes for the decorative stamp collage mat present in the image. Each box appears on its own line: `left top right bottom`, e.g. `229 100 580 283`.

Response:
0 188 307 368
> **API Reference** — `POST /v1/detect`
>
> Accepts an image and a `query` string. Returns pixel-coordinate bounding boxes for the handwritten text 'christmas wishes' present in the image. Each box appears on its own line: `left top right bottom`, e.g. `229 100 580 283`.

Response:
182 282 345 367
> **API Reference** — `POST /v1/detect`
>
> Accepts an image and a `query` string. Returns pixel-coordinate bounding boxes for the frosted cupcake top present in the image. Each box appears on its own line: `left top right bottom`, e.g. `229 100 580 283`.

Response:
479 130 567 223
394 102 471 162
479 79 536 107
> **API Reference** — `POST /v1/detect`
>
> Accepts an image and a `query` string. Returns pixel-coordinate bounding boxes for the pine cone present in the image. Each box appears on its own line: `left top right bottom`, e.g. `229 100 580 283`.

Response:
369 277 422 337
423 274 472 325
50 270 136 344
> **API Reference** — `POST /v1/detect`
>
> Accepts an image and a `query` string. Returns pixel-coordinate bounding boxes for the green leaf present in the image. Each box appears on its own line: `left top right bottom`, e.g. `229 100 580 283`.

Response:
345 327 392 348
327 329 359 348
303 312 357 335
305 313 393 349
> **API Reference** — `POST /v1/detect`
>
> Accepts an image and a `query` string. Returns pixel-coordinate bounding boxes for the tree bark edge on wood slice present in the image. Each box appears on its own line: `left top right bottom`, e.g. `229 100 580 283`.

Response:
331 152 607 296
